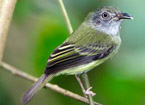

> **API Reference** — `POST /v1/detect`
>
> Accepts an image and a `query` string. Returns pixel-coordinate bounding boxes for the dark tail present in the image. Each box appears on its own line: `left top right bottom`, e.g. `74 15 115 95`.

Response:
21 74 54 105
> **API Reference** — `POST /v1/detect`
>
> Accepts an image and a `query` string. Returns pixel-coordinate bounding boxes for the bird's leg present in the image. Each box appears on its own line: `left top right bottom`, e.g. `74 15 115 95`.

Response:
75 74 96 97
82 73 96 97
75 74 87 97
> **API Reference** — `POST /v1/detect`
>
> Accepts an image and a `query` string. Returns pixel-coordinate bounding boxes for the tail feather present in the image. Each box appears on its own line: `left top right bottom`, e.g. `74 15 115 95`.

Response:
21 74 54 105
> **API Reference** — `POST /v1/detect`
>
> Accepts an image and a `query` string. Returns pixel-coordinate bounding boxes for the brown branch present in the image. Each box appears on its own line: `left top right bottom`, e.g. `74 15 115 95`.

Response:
0 62 101 105
0 0 17 62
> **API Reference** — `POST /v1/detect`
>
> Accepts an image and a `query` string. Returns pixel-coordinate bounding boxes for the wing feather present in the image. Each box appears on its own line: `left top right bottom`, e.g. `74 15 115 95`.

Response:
44 42 115 74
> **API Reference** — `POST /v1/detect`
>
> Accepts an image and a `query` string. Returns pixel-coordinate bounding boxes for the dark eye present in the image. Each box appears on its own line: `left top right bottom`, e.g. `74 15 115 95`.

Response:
102 12 109 19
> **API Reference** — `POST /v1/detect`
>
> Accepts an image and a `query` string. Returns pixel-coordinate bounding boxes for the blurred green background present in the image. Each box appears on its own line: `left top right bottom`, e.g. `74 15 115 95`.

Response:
0 0 145 105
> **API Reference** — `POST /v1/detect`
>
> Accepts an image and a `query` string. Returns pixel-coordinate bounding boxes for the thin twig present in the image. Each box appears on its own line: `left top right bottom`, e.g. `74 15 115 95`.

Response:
57 0 73 34
57 0 95 105
0 62 101 105
83 73 94 105
0 0 17 62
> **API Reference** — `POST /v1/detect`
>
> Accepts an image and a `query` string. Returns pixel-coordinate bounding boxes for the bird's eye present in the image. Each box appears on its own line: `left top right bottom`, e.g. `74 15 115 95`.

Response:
102 12 109 19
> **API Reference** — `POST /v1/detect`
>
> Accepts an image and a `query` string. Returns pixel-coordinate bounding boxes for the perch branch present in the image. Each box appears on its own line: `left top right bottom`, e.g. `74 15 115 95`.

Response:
83 73 95 105
0 62 101 105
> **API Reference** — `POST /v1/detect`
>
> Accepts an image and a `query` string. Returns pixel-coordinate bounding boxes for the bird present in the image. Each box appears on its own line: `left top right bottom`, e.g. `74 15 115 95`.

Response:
21 6 133 105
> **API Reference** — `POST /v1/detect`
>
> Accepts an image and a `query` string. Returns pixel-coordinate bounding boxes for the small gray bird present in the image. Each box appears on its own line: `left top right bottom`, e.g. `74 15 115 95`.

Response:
21 6 133 104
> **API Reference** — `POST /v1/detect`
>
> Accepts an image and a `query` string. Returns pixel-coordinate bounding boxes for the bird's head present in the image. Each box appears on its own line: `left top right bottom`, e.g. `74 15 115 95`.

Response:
86 6 133 36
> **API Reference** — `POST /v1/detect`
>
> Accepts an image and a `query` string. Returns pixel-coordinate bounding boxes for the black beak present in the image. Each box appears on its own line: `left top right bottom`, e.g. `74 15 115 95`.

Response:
117 13 133 20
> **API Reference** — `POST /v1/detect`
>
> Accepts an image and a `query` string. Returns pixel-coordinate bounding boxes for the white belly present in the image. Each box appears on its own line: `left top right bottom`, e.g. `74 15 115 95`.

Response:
56 60 103 75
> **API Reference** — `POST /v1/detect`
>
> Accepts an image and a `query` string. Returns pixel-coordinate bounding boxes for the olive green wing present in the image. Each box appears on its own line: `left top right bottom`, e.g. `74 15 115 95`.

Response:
44 42 115 74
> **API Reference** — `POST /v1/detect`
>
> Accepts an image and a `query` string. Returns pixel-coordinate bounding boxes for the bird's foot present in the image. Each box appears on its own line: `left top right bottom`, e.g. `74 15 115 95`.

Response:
83 87 96 98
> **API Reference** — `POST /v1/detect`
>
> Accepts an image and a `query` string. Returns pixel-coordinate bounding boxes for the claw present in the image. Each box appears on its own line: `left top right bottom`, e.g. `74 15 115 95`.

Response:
84 87 96 97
